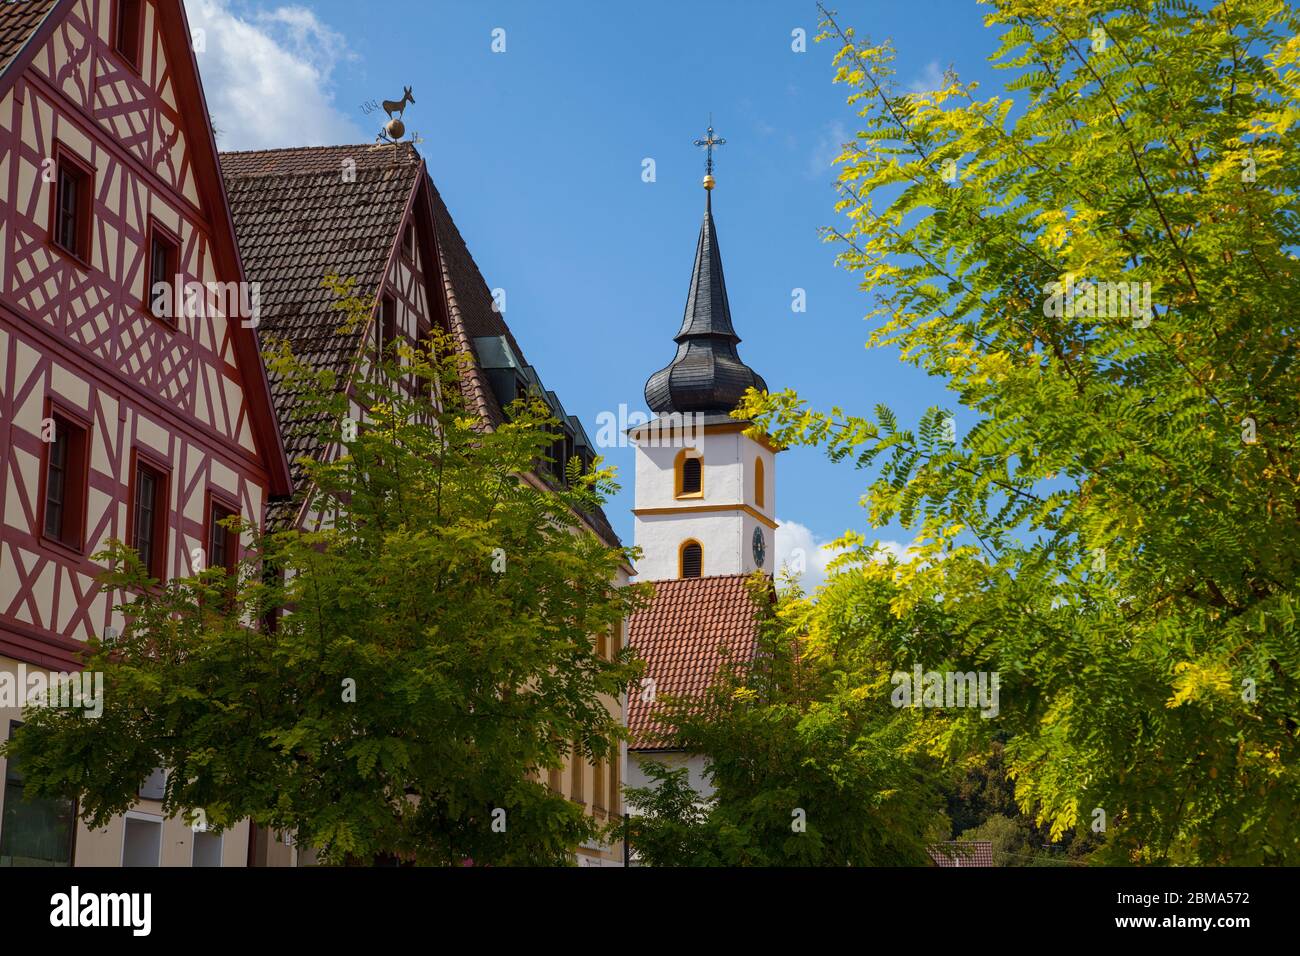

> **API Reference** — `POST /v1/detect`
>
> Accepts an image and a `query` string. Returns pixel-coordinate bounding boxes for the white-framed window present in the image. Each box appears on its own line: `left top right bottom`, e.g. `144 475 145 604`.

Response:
121 811 162 867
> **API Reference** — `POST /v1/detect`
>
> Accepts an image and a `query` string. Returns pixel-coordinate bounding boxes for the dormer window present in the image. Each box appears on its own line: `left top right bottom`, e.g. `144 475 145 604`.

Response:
675 450 703 499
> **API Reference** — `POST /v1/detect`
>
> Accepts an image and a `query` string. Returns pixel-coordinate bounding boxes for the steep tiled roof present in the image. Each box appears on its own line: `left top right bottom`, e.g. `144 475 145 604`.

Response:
221 143 422 527
927 841 995 867
426 180 512 428
626 573 763 750
0 0 57 77
221 143 620 546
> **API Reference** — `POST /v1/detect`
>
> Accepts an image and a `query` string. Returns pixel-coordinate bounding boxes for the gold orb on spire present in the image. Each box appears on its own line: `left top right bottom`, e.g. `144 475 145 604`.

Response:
703 173 716 190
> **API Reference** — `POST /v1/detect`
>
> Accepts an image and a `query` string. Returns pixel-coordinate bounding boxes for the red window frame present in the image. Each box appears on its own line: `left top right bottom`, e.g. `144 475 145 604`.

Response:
127 448 170 580
204 491 238 576
113 0 144 72
36 402 91 554
48 145 94 265
144 218 180 327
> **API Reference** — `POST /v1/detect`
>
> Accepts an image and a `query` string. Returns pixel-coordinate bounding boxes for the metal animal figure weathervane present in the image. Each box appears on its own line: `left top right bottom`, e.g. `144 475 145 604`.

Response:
376 87 417 144
384 86 415 120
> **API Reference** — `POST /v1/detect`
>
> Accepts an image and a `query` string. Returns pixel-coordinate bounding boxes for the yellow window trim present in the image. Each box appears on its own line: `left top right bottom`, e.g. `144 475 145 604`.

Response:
674 448 704 499
678 538 704 578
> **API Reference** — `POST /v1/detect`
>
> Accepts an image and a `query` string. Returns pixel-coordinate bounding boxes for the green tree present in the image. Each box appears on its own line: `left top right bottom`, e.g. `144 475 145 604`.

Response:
621 763 723 867
4 291 646 866
955 814 1040 867
737 1 1300 863
623 575 948 866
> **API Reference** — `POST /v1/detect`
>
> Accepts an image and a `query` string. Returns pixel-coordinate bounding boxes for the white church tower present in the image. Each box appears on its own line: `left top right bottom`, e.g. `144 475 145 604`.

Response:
629 127 778 582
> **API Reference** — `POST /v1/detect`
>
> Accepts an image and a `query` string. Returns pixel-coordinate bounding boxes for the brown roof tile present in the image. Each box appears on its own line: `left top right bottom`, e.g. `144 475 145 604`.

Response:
927 841 995 867
221 143 620 545
626 573 762 750
0 0 57 77
221 143 422 527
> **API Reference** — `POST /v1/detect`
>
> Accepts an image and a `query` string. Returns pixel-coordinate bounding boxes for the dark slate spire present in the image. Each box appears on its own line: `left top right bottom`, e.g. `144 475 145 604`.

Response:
645 153 766 416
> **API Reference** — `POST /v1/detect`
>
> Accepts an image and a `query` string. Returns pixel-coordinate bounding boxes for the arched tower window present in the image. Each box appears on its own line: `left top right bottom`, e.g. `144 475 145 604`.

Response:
679 540 703 578
754 456 765 509
675 449 703 498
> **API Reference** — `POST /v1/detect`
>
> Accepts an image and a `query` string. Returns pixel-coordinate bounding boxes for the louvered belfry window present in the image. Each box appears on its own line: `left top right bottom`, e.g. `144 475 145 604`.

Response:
681 542 703 578
681 456 702 495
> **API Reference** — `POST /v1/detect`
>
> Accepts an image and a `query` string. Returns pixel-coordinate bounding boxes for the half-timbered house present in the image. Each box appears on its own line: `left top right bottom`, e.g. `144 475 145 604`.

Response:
0 0 291 867
221 142 628 866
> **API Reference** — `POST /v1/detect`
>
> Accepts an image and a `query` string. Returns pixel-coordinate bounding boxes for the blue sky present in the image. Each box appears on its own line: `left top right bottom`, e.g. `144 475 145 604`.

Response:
189 0 1004 583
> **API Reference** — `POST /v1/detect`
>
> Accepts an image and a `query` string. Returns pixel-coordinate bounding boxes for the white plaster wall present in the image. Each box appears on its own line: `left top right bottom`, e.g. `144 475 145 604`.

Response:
634 430 736 509
626 750 713 804
634 511 741 580
632 426 776 581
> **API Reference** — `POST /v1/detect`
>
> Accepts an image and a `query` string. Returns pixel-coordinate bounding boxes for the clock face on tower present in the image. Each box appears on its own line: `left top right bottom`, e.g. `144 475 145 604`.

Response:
752 526 766 568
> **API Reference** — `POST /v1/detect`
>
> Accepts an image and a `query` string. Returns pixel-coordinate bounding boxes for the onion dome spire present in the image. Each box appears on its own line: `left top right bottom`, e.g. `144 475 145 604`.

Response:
644 120 766 415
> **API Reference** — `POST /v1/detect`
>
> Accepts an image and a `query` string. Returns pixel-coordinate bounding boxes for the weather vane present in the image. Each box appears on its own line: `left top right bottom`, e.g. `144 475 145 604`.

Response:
373 86 416 144
693 115 725 189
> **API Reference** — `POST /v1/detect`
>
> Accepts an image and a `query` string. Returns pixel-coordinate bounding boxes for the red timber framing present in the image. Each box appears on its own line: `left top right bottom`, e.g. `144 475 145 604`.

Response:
0 0 290 670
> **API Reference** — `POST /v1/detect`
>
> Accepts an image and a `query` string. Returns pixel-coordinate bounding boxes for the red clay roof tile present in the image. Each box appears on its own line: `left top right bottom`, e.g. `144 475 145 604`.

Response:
626 573 763 750
927 841 996 867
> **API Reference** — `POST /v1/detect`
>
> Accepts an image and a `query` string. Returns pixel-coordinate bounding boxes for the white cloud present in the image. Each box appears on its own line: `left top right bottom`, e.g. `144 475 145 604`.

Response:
186 0 365 150
774 518 910 594
906 60 946 94
807 120 847 179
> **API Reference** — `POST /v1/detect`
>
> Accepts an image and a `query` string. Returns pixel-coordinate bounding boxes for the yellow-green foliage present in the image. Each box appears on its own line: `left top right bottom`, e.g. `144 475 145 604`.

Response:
739 0 1300 864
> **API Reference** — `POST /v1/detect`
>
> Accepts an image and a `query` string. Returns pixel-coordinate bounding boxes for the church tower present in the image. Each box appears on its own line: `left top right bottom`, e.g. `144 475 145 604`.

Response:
630 124 778 582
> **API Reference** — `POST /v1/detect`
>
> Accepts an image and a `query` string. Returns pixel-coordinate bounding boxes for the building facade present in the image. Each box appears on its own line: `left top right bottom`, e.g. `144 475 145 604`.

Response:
0 0 629 870
0 0 291 866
